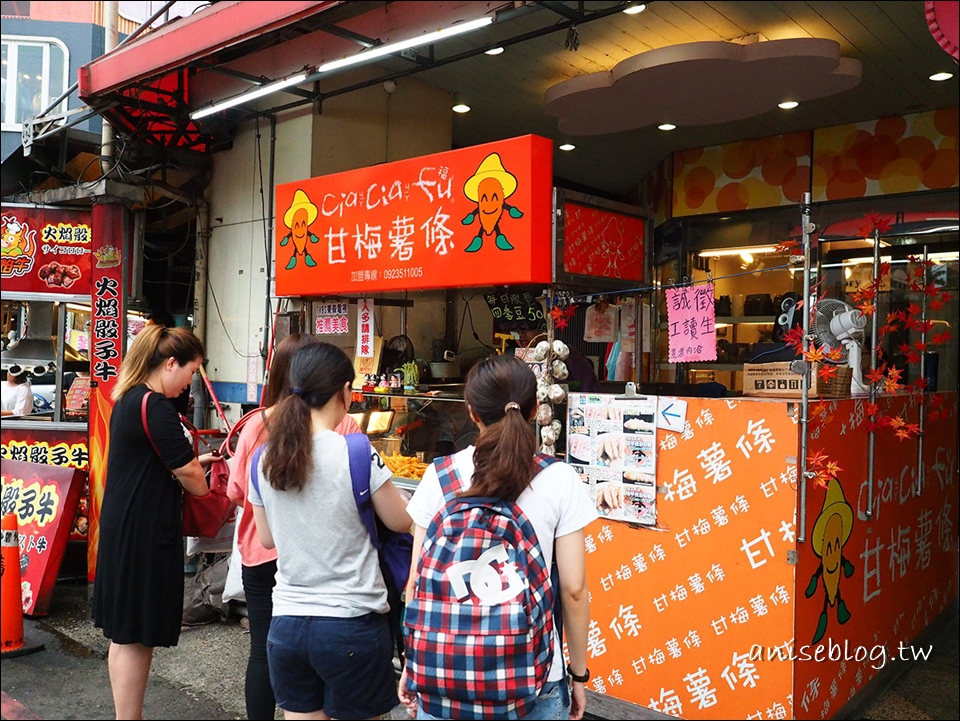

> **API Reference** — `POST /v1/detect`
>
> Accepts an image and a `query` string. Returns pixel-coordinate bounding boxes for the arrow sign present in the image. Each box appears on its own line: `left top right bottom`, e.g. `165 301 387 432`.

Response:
657 397 687 432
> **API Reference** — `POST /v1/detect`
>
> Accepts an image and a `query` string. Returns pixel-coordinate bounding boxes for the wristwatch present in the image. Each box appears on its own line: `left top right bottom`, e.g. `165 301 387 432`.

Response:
567 665 590 683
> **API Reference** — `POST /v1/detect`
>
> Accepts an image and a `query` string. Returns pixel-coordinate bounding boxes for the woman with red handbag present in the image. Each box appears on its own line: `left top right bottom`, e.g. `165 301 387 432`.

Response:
92 323 219 720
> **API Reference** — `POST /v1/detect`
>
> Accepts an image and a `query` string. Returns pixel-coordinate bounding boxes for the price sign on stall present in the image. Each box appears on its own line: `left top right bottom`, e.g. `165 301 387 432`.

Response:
666 283 717 363
356 299 375 358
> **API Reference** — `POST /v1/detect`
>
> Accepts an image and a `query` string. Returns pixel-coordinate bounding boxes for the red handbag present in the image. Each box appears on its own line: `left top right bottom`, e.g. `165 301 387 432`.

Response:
140 392 236 538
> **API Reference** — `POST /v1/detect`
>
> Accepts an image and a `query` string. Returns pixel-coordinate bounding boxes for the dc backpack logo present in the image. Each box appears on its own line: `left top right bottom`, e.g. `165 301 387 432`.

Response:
448 543 526 605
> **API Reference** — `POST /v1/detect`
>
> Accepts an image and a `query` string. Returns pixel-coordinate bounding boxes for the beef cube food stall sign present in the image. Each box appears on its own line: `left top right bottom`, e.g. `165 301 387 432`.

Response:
273 135 554 296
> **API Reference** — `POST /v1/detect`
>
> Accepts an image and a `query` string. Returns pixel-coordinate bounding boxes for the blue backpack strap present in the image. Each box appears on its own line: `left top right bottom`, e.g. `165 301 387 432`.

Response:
250 444 265 498
433 455 462 504
346 432 381 550
534 452 559 472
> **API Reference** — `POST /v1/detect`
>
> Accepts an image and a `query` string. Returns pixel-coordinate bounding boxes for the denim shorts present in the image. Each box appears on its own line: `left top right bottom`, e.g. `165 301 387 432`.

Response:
417 679 571 720
267 613 398 717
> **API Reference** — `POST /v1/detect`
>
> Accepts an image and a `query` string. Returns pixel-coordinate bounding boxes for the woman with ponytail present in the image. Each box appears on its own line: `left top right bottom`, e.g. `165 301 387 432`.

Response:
92 323 216 720
247 342 411 720
399 354 597 720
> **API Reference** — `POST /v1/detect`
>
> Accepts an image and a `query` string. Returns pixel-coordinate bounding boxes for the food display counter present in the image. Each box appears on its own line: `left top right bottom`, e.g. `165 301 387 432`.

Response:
271 133 651 488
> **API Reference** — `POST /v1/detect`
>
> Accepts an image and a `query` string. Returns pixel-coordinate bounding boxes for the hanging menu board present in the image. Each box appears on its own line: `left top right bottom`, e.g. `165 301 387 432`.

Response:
566 392 658 526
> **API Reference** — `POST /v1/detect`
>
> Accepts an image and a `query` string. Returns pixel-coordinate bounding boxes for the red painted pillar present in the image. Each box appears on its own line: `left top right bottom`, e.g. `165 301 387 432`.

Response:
86 199 127 582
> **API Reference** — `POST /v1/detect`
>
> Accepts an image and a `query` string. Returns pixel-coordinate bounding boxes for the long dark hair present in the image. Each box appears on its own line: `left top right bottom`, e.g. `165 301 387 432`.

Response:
263 342 355 492
463 354 537 501
113 324 204 401
261 333 319 408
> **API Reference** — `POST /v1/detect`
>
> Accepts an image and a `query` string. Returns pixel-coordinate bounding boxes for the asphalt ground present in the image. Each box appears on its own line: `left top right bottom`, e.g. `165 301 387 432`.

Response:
2 579 957 720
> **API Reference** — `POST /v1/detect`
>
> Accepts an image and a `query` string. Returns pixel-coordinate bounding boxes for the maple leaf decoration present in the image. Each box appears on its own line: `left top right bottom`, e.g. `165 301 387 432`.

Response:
812 400 830 418
887 415 906 430
860 212 893 236
774 239 800 254
864 401 879 417
824 460 843 478
932 330 953 347
882 375 902 395
817 364 839 381
825 347 845 363
783 326 805 353
548 306 566 323
865 418 883 433
564 304 578 319
895 428 912 441
804 346 826 364
858 301 877 317
807 449 829 468
865 364 887 385
554 316 570 331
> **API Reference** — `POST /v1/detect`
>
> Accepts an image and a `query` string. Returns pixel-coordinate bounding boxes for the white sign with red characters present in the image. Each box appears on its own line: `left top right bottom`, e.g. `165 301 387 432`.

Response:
357 299 375 358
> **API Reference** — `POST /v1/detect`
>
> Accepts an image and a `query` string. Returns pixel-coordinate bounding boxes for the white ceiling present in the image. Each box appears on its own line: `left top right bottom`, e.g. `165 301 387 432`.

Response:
379 1 958 198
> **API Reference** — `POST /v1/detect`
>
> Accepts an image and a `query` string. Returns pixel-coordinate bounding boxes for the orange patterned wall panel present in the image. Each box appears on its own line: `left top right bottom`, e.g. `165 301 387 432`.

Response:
812 109 959 201
793 394 958 720
639 155 674 228
673 132 812 218
583 397 798 718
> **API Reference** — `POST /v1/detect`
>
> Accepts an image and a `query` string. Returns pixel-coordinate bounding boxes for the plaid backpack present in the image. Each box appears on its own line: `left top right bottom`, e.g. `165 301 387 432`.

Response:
404 453 558 719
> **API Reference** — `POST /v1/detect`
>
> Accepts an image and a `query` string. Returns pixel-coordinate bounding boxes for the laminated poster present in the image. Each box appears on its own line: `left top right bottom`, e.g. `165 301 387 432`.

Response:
566 392 657 526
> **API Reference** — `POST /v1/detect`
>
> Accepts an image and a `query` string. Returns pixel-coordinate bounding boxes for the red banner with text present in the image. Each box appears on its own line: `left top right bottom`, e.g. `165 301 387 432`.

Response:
1 205 93 295
1 459 85 616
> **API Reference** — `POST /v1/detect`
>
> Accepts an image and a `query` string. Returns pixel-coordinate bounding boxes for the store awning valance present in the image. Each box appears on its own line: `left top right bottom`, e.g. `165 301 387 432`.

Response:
77 0 338 151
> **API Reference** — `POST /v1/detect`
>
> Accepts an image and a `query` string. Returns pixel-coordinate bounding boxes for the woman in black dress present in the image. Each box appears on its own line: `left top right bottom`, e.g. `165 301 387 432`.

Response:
92 324 215 720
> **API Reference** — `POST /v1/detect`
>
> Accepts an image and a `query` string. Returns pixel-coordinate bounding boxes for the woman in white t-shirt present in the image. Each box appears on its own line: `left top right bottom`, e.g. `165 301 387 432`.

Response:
1 365 34 416
248 342 412 720
399 354 597 720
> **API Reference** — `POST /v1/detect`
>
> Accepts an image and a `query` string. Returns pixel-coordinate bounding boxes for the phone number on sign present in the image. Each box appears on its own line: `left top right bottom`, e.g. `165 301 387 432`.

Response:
382 267 424 280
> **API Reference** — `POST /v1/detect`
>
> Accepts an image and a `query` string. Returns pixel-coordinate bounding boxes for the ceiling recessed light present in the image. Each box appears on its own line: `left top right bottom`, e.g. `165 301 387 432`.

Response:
485 47 505 56
623 3 646 14
778 100 799 109
559 143 576 151
658 123 676 131
929 71 954 82
452 94 471 113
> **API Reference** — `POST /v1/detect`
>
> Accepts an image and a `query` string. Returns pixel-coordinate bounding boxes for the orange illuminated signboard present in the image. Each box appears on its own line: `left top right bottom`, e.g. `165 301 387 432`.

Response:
274 135 554 296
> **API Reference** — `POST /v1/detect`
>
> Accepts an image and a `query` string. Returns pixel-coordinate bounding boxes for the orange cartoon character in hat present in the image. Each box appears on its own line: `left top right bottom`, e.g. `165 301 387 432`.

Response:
805 477 855 644
460 152 524 253
280 189 320 269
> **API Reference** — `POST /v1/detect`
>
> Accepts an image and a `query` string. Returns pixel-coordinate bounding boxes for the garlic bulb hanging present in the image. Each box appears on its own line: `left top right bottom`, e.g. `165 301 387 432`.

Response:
540 425 557 445
548 383 567 404
536 377 550 402
551 359 569 381
533 340 551 361
552 340 570 360
535 402 554 426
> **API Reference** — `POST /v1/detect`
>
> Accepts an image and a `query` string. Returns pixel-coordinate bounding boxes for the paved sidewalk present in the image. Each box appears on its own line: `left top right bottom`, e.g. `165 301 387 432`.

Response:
2 580 957 720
